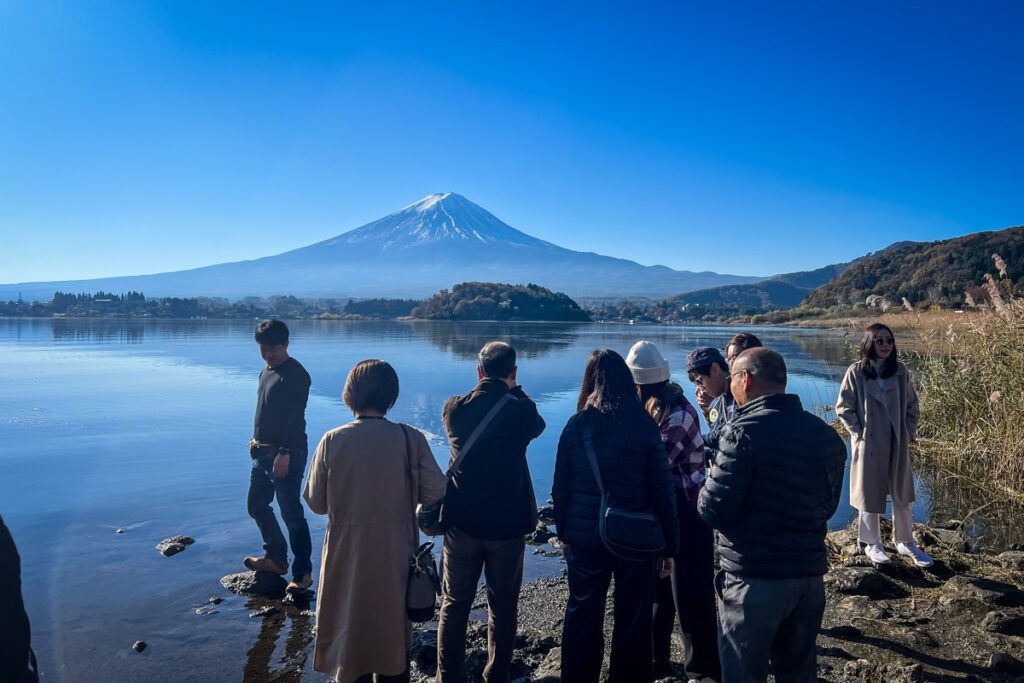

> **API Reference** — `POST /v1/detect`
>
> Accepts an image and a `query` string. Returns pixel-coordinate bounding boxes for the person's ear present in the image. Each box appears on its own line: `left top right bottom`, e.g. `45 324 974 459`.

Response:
477 365 484 381
508 366 518 385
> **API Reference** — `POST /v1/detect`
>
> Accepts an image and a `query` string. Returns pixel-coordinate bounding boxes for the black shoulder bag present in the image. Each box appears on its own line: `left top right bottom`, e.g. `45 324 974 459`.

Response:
417 393 514 536
400 424 442 622
582 422 665 561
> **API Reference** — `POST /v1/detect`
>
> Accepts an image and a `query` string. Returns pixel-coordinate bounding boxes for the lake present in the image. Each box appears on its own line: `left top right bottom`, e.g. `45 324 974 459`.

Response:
0 318 983 681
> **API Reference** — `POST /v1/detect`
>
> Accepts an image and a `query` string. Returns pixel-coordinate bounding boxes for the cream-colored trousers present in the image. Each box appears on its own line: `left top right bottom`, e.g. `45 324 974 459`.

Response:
857 504 914 545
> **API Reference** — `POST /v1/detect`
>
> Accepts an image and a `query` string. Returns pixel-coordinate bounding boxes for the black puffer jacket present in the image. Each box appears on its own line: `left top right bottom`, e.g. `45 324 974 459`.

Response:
697 393 847 578
551 406 679 556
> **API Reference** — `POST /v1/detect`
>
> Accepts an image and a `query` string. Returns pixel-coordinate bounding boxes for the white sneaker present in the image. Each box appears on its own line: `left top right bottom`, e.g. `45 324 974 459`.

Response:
688 678 718 683
897 541 934 567
863 543 891 564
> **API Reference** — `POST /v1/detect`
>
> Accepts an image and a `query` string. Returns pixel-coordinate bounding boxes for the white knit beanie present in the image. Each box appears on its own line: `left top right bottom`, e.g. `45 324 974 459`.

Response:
625 340 670 385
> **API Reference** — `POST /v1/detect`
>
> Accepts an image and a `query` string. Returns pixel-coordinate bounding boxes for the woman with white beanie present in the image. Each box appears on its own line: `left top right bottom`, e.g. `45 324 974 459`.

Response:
626 341 721 683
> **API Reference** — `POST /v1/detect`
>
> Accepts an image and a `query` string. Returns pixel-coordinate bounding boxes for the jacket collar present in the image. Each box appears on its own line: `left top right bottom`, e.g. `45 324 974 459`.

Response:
474 377 512 395
734 393 803 416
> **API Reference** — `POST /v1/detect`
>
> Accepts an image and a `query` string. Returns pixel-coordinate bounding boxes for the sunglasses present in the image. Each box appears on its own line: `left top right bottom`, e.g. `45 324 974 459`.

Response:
873 337 895 346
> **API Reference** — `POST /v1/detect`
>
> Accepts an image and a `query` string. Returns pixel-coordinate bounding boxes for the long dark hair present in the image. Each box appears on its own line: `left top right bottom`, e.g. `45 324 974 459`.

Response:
576 349 644 415
637 380 685 426
858 322 898 380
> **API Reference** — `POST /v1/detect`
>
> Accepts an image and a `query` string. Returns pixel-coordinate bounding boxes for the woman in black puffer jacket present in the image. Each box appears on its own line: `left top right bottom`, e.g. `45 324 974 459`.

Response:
552 349 679 683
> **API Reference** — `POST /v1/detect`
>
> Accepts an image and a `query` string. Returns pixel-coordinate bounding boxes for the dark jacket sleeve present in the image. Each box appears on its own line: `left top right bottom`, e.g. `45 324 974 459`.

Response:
281 371 310 452
510 385 546 441
698 426 755 533
551 418 575 541
646 431 679 556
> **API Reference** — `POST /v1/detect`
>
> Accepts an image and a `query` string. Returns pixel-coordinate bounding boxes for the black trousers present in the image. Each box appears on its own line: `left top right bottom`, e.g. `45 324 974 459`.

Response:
561 543 657 683
652 495 721 680
0 515 38 683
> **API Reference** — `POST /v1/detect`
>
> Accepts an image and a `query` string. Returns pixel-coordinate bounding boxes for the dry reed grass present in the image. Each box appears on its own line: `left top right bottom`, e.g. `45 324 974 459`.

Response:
910 295 1024 496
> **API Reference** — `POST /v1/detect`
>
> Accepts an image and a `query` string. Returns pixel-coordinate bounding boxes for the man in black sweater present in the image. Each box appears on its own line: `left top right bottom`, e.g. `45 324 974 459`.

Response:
436 341 546 683
698 348 846 683
0 515 38 683
246 319 313 593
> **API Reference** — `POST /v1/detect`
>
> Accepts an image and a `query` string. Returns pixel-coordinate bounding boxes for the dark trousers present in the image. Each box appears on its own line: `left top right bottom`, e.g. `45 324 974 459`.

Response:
0 515 38 683
561 544 657 683
652 496 721 680
715 571 825 683
436 527 525 683
246 449 312 579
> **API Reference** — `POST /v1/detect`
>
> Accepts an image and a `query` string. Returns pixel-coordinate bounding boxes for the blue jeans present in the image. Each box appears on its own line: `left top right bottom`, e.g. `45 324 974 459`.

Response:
247 449 312 580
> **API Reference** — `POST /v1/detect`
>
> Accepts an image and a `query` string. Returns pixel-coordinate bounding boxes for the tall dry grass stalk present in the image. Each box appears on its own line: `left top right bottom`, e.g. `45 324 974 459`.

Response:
909 292 1024 497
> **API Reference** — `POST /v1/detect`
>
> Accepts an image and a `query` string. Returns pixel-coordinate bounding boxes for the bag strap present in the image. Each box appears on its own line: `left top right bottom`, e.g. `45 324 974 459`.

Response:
446 392 514 481
581 422 606 496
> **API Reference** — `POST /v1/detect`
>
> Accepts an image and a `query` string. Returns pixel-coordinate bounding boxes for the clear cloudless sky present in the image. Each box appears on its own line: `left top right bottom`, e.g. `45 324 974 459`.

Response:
1 1 1022 281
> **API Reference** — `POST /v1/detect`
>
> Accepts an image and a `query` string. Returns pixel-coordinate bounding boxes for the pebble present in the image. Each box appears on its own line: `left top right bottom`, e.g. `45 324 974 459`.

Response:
132 641 147 653
156 535 195 557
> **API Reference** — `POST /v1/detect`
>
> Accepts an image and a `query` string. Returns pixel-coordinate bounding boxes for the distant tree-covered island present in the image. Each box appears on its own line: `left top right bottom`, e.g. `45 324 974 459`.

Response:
410 282 592 322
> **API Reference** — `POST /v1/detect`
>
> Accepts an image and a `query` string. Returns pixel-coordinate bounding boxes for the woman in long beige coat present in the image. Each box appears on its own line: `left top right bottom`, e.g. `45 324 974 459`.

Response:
305 359 446 683
835 323 932 567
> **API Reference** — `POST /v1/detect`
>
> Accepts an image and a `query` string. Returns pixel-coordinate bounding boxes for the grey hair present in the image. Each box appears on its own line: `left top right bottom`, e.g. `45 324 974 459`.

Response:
478 341 517 379
733 347 787 391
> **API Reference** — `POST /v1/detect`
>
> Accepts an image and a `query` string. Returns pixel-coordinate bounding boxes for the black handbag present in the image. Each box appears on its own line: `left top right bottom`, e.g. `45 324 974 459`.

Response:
406 541 441 622
417 393 514 536
582 423 665 561
400 425 441 622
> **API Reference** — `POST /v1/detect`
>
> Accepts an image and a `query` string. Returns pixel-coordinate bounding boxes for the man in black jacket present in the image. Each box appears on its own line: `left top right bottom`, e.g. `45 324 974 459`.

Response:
698 348 846 683
436 341 546 683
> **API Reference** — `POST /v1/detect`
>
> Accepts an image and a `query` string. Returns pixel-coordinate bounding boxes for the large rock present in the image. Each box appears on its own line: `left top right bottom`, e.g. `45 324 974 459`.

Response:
531 646 561 682
989 652 1024 674
526 522 554 545
940 575 1024 607
997 551 1024 571
825 567 905 599
537 506 556 524
837 595 891 620
982 610 1024 636
156 535 195 557
220 571 287 599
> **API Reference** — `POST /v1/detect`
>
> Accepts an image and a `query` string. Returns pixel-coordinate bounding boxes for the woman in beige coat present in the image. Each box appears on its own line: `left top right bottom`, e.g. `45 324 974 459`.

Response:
305 359 446 683
835 323 933 567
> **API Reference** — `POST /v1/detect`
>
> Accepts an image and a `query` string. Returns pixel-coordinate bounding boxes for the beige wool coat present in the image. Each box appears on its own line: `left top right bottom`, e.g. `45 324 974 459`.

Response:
304 418 445 683
835 361 920 513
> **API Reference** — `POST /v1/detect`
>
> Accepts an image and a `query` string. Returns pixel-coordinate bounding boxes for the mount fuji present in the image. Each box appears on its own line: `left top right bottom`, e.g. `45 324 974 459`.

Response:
2 193 760 301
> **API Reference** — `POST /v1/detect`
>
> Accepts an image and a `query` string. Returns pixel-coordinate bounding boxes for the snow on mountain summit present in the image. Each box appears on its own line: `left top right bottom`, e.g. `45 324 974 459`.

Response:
324 193 553 251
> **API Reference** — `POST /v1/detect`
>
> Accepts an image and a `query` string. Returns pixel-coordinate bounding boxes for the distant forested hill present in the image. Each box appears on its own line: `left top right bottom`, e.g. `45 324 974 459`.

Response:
665 280 808 309
803 226 1024 308
411 282 592 321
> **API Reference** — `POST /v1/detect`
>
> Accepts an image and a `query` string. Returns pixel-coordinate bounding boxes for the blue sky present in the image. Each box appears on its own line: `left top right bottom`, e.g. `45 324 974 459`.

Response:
1 1 1022 282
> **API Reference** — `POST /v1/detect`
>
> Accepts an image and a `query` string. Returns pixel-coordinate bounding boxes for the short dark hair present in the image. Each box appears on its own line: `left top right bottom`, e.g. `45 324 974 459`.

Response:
858 323 898 379
727 332 763 354
733 348 787 392
343 359 400 414
478 341 516 379
254 319 289 346
687 358 728 381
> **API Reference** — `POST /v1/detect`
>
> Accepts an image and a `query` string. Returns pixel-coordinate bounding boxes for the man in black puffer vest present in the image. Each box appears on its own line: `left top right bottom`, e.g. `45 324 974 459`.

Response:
436 341 546 683
698 348 846 683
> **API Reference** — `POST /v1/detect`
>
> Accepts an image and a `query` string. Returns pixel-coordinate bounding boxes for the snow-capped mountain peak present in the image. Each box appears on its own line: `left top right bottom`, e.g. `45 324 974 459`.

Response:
323 192 552 251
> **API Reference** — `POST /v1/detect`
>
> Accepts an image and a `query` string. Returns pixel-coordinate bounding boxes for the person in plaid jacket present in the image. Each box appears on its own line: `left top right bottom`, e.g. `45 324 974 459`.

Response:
627 341 721 683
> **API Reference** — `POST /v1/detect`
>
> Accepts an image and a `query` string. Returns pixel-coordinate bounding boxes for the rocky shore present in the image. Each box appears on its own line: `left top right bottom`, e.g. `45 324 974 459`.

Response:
224 519 1024 682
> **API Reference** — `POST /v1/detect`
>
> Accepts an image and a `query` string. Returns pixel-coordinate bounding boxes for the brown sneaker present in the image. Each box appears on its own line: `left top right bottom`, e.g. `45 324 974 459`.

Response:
243 555 288 575
287 574 313 593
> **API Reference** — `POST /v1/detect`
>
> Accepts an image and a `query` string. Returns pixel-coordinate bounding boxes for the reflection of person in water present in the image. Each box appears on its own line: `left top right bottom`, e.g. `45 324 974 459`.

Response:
242 595 314 682
1 514 38 683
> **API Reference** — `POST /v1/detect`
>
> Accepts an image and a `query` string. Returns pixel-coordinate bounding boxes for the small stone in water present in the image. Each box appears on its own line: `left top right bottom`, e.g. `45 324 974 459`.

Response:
209 596 223 604
133 640 147 652
115 528 127 534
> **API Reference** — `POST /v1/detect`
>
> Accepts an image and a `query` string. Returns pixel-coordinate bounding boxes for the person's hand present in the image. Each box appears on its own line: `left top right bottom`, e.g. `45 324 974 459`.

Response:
658 557 674 579
695 385 712 415
272 452 290 479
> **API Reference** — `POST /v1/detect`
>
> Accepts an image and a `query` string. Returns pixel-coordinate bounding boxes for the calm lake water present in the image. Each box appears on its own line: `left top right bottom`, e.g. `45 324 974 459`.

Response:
0 318 975 681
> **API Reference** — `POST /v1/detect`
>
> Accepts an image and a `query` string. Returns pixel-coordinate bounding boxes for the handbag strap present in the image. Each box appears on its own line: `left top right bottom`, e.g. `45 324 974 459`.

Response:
581 422 607 496
446 392 514 481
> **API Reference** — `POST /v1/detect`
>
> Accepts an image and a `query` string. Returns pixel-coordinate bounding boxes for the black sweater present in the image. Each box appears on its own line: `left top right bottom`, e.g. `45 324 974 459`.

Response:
253 357 311 452
442 379 546 540
697 393 847 577
552 407 679 556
